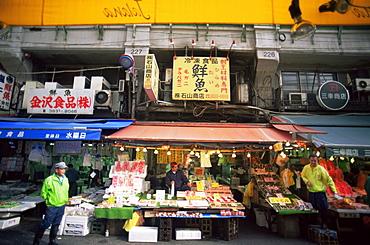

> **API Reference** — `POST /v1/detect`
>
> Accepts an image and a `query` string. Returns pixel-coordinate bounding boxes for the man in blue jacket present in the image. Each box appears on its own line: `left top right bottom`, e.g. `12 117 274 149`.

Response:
33 162 69 245
165 162 191 194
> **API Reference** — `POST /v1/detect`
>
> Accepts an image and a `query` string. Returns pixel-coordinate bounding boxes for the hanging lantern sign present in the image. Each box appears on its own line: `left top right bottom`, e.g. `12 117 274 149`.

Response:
119 54 135 69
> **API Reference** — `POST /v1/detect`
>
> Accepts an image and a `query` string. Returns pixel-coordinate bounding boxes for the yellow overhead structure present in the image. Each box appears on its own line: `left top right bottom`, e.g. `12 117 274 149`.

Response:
0 0 369 26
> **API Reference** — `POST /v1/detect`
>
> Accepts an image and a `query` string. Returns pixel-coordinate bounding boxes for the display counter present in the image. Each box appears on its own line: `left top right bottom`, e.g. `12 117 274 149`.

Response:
328 208 370 236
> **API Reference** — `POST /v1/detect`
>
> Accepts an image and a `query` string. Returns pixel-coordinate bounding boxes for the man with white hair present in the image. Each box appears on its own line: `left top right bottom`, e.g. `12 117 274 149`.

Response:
33 162 69 245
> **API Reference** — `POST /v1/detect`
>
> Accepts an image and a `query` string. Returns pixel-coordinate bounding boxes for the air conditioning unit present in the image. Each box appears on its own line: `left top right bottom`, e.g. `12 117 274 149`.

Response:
355 78 370 91
94 90 112 108
289 93 307 105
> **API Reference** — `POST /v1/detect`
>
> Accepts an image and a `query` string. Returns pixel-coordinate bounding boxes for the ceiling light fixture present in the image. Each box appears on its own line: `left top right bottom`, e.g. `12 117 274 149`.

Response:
289 0 316 40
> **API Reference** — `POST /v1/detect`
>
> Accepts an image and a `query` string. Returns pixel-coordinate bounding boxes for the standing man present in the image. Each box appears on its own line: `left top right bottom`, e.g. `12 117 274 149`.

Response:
166 162 191 194
33 162 69 245
301 154 337 229
66 164 80 197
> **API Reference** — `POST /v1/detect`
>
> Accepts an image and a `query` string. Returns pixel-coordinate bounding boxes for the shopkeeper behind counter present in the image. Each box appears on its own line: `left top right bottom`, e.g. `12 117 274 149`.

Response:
166 162 191 194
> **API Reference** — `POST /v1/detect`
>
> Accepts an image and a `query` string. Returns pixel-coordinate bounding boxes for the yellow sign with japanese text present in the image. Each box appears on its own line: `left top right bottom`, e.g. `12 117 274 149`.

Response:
172 57 230 101
268 197 292 204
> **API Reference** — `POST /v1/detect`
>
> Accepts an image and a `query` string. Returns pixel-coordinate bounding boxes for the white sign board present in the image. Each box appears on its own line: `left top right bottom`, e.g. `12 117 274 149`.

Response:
27 89 94 114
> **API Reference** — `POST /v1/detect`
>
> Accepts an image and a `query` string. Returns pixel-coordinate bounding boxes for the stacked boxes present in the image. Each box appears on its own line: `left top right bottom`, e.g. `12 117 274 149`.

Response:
63 216 92 236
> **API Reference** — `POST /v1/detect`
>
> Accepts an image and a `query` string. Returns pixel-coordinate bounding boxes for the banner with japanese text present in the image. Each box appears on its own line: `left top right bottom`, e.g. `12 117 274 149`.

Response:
0 70 15 111
27 88 94 114
173 57 230 101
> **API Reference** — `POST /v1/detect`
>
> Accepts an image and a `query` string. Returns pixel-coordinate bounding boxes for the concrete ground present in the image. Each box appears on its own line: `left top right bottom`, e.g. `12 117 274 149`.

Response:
0 210 367 245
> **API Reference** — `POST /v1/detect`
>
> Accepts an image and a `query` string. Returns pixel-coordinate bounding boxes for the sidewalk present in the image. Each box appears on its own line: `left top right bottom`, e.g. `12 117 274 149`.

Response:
0 213 367 245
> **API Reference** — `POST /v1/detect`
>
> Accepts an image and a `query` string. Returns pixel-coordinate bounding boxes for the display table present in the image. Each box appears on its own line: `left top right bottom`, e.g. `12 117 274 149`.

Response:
328 208 370 236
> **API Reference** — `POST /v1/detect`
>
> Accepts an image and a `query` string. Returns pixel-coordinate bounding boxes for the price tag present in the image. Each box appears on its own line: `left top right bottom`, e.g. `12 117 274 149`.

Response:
214 193 221 200
268 197 291 204
211 183 219 187
279 202 286 206
108 196 115 205
210 215 218 217
207 177 212 180
196 181 204 191
276 193 284 198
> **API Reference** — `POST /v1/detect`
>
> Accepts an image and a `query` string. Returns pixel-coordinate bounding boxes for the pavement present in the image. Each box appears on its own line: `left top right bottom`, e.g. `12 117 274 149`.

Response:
0 210 368 245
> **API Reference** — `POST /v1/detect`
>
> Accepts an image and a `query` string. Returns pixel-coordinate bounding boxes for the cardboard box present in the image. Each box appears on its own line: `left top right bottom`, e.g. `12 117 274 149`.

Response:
128 226 158 242
0 216 20 229
176 228 202 240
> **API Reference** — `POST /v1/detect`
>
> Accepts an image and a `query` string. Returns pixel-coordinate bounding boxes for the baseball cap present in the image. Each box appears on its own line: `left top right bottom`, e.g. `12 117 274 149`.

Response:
55 162 67 169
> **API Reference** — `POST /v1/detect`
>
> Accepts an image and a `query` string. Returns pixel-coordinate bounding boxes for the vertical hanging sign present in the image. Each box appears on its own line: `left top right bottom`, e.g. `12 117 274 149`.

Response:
172 57 230 101
0 71 15 111
143 54 159 101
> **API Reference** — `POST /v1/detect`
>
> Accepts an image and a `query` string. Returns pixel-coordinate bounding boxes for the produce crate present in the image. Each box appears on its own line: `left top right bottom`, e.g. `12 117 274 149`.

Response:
90 218 106 234
309 225 338 245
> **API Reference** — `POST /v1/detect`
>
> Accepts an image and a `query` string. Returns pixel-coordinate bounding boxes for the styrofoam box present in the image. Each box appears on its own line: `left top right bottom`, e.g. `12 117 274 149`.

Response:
0 216 20 229
176 228 202 240
64 216 91 230
128 226 158 242
63 228 90 236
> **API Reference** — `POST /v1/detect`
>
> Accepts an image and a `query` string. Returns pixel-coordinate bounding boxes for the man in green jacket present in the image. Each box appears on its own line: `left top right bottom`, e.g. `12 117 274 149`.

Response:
33 162 69 245
301 154 338 229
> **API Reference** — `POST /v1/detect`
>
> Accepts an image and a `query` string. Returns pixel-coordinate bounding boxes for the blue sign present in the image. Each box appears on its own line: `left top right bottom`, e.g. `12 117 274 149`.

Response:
0 129 101 140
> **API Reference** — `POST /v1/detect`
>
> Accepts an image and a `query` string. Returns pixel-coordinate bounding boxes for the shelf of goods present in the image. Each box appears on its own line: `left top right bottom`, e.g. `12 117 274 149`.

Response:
253 173 316 214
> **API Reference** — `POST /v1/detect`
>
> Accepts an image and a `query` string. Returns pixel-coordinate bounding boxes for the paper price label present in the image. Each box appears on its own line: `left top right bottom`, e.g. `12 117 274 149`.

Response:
268 197 291 204
108 196 115 205
196 181 204 191
211 183 219 187
213 193 221 200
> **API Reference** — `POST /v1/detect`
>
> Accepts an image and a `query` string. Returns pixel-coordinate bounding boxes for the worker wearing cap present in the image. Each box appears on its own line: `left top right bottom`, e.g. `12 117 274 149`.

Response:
33 162 70 245
166 162 191 194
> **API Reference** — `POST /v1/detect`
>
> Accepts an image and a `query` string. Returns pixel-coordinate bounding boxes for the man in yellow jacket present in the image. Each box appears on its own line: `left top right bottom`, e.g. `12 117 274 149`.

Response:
301 154 337 229
33 162 69 245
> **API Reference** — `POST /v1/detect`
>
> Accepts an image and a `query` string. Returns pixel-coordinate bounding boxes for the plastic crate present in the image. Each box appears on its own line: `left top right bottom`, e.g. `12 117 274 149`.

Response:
218 218 239 241
90 219 106 234
309 226 338 245
200 219 212 237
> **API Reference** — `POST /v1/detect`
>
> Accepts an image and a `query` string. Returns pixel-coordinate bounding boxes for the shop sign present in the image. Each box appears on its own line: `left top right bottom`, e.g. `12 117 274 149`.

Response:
27 89 94 114
54 141 82 154
316 81 349 111
0 70 15 111
143 54 159 101
0 129 101 140
326 146 370 158
173 57 230 101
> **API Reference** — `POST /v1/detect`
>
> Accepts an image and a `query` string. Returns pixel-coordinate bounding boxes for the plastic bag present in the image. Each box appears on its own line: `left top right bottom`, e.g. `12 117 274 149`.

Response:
28 143 44 162
83 149 92 166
